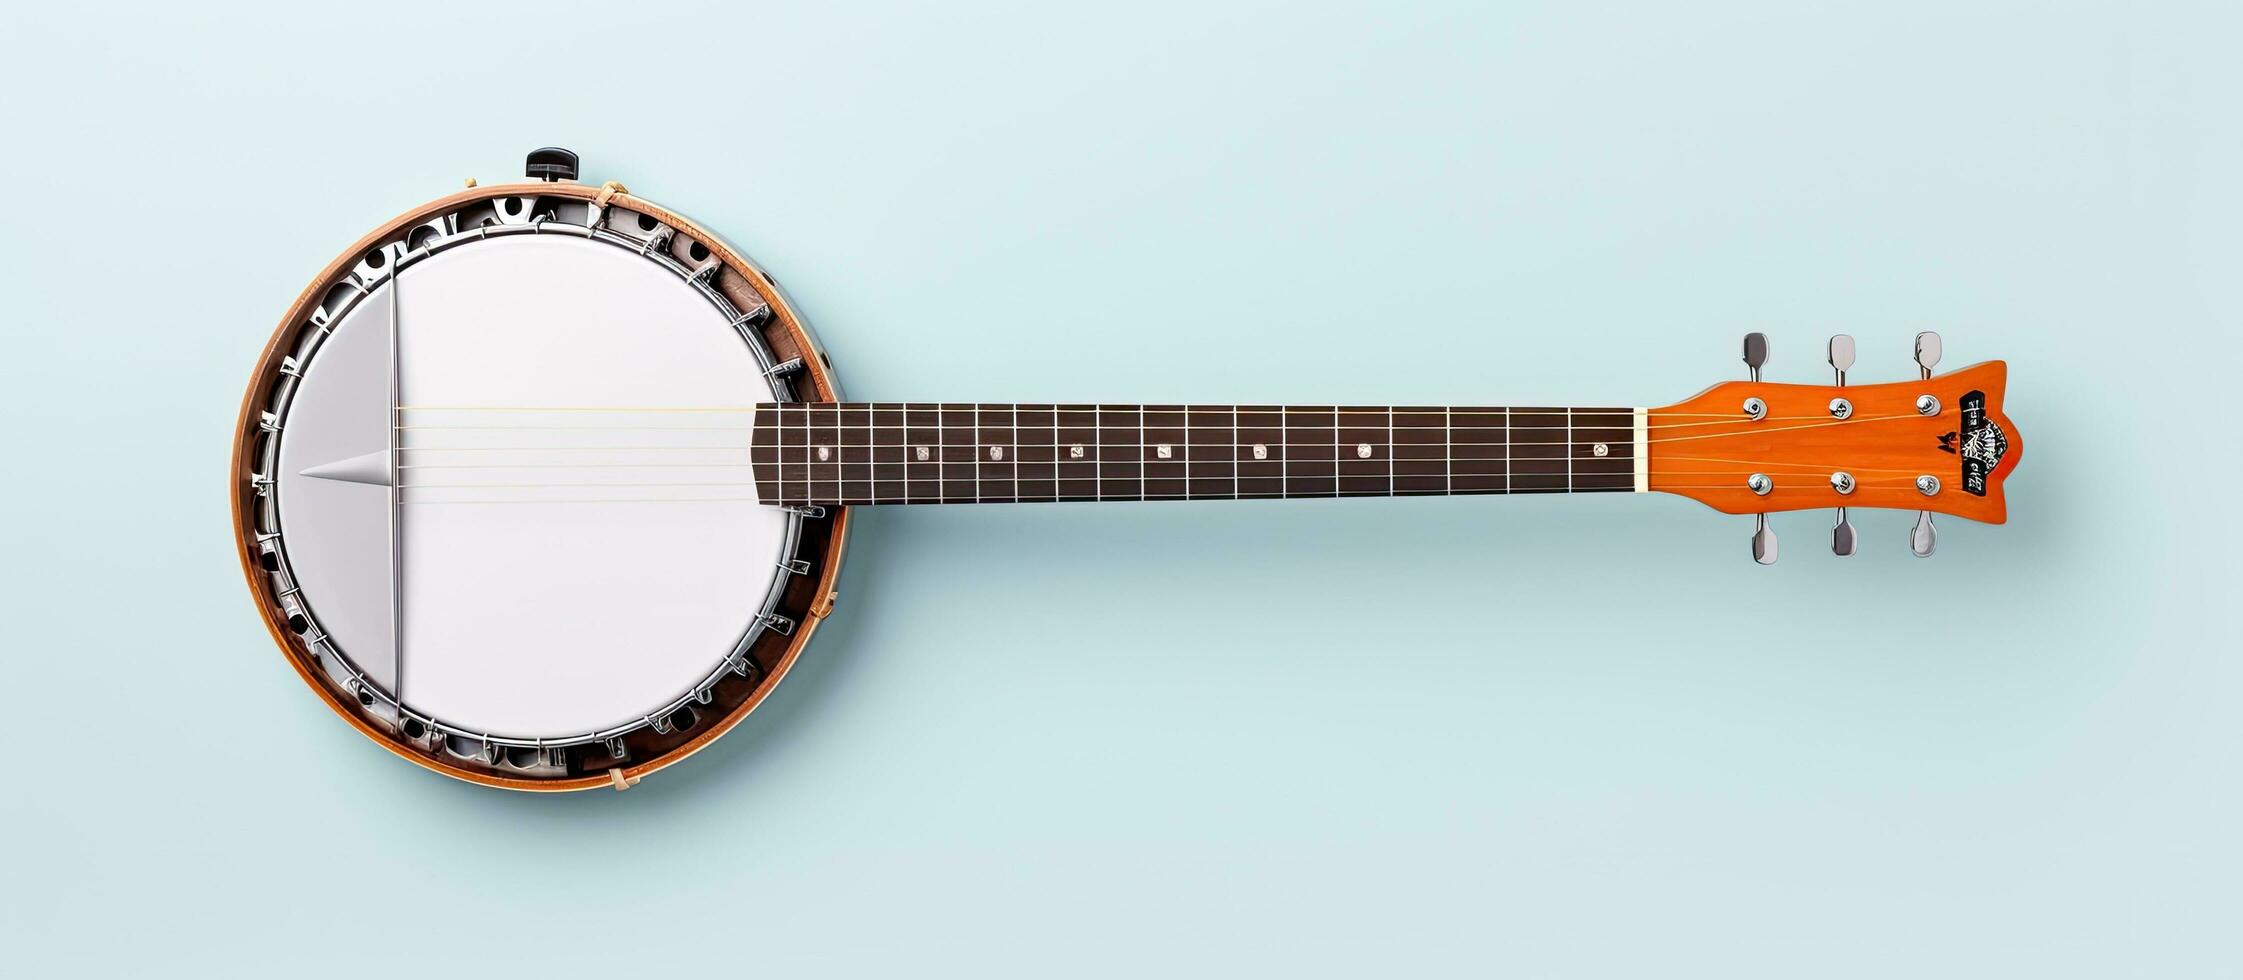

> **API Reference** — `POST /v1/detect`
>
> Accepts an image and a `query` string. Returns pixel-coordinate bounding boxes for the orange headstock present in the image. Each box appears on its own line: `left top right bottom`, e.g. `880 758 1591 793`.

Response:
1648 335 2023 537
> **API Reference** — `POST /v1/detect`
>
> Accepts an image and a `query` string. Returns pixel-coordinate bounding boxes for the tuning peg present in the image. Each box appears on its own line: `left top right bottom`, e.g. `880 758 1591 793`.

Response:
1827 333 1857 555
1910 332 1944 547
1914 331 1942 380
1752 514 1778 565
1827 333 1856 385
1832 509 1857 556
1742 332 1769 382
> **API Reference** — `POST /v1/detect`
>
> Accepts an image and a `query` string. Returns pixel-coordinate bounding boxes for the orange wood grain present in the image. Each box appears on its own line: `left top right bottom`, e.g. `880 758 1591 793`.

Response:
1647 361 2020 523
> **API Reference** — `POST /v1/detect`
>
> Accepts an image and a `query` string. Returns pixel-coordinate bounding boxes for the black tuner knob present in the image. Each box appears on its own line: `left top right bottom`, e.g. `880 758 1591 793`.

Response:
525 147 579 182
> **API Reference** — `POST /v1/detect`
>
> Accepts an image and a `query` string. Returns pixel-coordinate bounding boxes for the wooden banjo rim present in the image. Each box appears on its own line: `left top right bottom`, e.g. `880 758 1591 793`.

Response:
229 180 850 792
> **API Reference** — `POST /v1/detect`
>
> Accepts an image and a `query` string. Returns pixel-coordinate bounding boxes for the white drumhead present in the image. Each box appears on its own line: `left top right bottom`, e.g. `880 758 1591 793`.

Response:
276 233 788 739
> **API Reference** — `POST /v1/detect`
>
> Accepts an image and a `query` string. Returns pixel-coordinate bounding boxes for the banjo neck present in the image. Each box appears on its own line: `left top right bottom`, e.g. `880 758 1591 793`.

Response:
751 403 1644 506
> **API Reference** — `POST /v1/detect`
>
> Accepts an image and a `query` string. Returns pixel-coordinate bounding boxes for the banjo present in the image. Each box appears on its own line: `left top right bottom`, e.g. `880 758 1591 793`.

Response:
233 148 2025 792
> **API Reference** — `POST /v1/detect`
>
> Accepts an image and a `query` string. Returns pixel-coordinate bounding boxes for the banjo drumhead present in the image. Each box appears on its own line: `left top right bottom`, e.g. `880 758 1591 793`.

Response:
242 185 832 786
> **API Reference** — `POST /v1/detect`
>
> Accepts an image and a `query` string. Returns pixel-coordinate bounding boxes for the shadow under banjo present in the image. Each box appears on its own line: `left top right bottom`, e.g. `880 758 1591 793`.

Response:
233 148 2025 792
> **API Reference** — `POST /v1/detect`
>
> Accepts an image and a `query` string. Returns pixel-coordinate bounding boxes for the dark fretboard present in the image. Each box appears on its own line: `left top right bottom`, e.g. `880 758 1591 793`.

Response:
751 404 1640 506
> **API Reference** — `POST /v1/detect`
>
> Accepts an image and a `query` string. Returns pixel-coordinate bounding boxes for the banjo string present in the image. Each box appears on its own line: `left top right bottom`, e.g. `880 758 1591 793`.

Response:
383 408 1936 495
392 405 1915 435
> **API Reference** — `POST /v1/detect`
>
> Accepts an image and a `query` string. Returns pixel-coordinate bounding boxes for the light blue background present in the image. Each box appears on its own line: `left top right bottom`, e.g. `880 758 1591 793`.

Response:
4 1 2237 975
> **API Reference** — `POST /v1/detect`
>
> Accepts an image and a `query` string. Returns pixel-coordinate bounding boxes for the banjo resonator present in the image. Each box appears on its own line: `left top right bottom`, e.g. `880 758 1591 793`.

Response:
233 149 2024 792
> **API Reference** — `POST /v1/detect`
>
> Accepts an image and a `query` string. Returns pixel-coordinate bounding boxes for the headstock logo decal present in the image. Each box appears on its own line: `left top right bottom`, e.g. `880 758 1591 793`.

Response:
1958 390 2007 496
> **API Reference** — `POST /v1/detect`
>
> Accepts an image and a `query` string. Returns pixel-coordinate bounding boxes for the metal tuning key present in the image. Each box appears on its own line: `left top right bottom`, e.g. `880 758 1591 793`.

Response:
1753 514 1779 565
525 146 579 182
1910 330 1943 557
1743 333 1774 562
1914 331 1942 380
1828 334 1857 556
1827 333 1855 386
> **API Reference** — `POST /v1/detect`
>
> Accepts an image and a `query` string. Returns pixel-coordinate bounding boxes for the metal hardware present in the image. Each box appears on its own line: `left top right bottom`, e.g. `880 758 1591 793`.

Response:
762 613 796 636
786 504 826 519
1747 397 1806 553
1752 514 1778 565
1912 332 1944 546
1742 332 1769 382
1910 511 1938 557
1829 335 1857 556
1914 331 1943 380
779 558 812 576
525 146 579 182
763 357 805 379
1826 334 1855 386
604 736 628 761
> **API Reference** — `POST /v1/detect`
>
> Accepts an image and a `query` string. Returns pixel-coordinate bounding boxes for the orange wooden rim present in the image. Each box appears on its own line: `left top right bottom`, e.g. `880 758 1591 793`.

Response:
230 182 849 792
